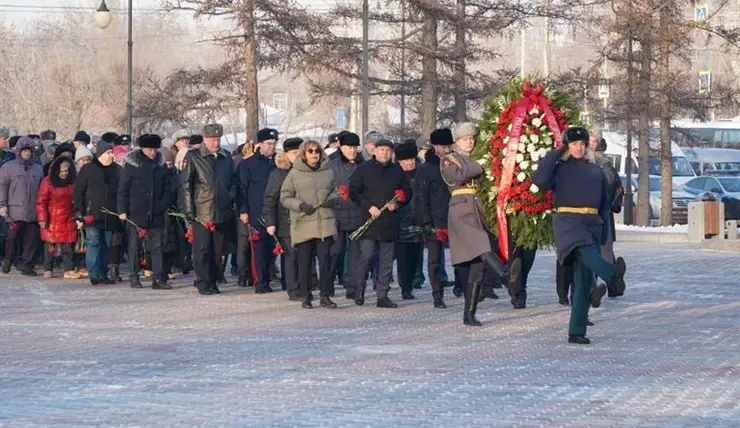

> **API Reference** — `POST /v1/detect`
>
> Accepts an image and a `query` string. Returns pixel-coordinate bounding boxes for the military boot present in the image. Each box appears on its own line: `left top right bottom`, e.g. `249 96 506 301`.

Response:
463 281 482 326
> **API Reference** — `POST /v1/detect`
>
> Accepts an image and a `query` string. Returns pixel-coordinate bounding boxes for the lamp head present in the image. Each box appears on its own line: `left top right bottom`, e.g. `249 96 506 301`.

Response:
95 1 112 29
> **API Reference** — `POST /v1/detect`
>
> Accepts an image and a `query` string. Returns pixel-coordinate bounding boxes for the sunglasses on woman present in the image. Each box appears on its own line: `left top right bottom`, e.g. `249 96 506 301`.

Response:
306 148 321 154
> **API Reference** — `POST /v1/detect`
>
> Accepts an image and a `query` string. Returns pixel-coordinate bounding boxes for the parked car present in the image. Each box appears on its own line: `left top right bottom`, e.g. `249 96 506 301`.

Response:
682 176 740 200
620 174 694 224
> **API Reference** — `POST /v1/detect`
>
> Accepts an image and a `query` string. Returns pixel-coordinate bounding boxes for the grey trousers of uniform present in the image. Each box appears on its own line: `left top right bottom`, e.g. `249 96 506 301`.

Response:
350 239 394 299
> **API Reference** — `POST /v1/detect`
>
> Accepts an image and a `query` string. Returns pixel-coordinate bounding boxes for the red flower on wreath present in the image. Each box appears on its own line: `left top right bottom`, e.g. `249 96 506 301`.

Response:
435 228 448 243
84 215 94 225
338 185 350 202
394 189 406 203
138 229 148 239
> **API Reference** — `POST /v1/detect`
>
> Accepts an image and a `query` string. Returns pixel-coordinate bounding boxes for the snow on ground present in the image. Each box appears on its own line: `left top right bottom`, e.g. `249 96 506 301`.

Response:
616 223 688 234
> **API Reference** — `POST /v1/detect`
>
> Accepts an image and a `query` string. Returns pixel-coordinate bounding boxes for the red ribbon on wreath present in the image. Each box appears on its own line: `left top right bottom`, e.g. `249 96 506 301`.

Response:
496 81 563 262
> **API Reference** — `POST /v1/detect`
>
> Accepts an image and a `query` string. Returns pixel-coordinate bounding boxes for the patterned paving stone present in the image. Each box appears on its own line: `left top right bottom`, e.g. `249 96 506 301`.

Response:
0 242 738 427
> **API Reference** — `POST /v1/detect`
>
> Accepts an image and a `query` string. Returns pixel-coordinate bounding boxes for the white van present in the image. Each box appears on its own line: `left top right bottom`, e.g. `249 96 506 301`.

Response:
600 131 696 186
682 147 740 176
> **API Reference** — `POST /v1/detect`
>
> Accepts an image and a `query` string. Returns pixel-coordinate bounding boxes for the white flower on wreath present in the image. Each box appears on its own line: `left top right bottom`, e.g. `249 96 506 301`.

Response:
530 183 539 194
529 134 540 144
519 135 528 143
538 148 549 159
518 142 526 153
476 157 487 166
542 135 552 145
527 144 537 154
515 153 524 163
532 163 539 171
531 117 542 128
517 172 526 182
507 124 513 132
529 107 540 116
520 160 530 170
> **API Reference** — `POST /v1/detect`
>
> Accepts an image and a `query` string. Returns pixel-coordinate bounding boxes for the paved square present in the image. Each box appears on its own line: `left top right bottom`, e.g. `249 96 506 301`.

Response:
0 242 738 427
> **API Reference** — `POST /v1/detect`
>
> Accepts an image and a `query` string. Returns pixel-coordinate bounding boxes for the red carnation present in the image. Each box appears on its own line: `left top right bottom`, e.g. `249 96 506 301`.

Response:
394 189 406 203
79 248 87 254
338 185 350 202
531 126 540 135
48 246 57 254
138 229 148 239
272 242 284 256
8 222 19 232
248 229 261 242
140 258 147 267
84 215 94 225
204 220 216 232
435 228 448 243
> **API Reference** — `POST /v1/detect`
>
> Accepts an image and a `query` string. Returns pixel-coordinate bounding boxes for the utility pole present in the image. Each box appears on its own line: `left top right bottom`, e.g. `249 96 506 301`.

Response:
543 0 550 77
520 28 526 78
126 0 133 136
625 30 634 224
453 0 466 121
361 0 369 139
400 0 406 131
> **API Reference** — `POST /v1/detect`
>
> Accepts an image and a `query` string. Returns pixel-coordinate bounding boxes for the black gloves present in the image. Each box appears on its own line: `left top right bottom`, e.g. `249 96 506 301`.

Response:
299 202 315 215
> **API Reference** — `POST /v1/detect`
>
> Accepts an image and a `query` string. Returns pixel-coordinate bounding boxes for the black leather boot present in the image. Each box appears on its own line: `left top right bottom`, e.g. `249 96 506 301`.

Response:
129 274 143 289
433 290 446 309
152 275 172 290
480 252 521 298
463 281 482 326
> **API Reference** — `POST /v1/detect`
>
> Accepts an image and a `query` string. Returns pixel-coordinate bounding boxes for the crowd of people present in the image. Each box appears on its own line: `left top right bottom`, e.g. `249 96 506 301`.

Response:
0 122 627 343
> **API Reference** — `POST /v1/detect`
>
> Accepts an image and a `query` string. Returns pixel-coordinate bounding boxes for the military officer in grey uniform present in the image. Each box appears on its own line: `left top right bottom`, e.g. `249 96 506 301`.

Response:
440 122 521 326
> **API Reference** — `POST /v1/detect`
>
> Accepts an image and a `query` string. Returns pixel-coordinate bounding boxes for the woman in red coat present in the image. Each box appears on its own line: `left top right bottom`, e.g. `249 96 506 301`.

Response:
36 157 80 279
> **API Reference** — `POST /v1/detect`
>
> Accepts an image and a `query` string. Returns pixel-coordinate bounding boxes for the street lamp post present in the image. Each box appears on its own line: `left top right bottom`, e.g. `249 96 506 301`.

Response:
95 0 133 136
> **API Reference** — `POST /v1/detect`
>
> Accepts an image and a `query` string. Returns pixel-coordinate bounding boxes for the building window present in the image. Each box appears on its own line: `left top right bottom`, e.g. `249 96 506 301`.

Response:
272 93 286 110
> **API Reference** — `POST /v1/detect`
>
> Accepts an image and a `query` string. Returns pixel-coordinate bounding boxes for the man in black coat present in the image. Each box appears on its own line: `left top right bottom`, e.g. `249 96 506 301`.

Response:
415 128 459 308
329 132 363 297
73 140 122 285
394 141 423 301
180 123 237 295
348 139 412 308
237 128 277 294
118 134 174 289
262 137 302 298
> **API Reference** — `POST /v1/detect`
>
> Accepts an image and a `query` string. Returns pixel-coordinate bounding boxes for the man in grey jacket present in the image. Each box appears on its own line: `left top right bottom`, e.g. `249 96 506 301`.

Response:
0 137 44 276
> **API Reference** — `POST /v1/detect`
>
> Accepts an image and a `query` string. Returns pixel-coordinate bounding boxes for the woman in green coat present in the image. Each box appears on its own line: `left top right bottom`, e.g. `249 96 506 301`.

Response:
280 141 338 309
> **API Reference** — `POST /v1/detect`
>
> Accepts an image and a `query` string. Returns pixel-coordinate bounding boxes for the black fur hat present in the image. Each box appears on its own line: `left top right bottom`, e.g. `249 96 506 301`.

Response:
114 134 131 146
595 138 607 152
394 142 418 161
100 132 118 144
429 129 453 146
189 134 203 145
283 137 303 152
138 134 162 149
53 142 75 159
562 127 590 145
339 132 360 147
